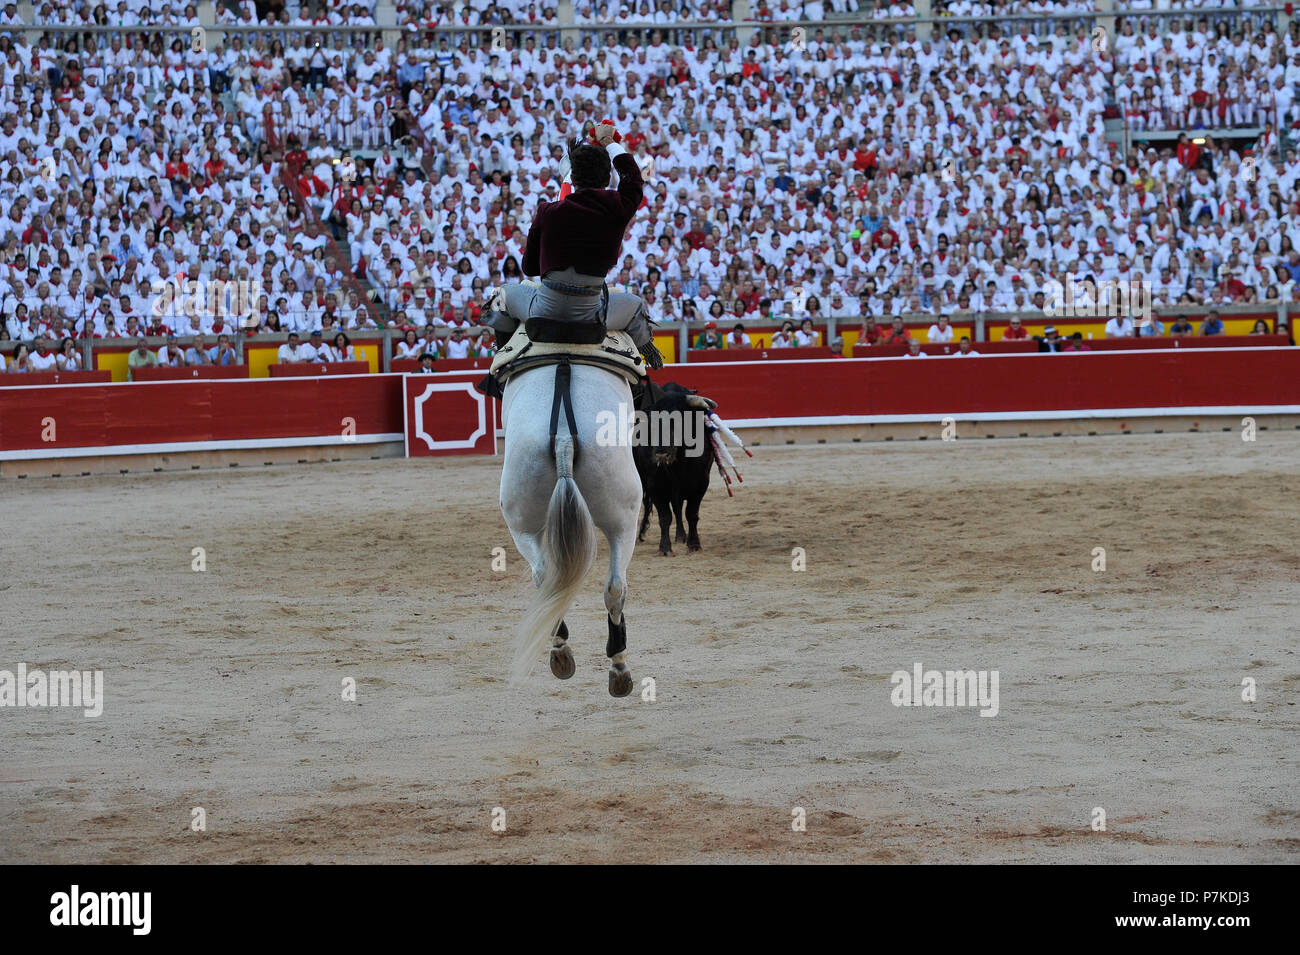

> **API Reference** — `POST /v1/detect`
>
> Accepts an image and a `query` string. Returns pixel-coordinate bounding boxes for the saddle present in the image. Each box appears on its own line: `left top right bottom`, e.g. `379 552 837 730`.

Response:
523 316 607 345
487 323 646 389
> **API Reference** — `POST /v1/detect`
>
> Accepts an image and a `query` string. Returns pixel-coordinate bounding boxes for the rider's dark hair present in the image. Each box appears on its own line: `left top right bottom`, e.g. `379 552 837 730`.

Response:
568 139 611 190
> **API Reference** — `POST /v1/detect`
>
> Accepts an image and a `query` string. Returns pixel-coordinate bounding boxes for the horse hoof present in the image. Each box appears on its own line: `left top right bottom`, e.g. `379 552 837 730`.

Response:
675 531 688 543
608 662 634 697
688 542 701 552
658 548 673 557
549 644 576 680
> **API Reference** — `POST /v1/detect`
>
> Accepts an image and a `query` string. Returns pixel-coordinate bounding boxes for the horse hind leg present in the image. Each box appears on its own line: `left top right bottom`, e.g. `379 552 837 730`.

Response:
604 523 636 698
549 619 575 679
510 526 573 679
532 538 576 679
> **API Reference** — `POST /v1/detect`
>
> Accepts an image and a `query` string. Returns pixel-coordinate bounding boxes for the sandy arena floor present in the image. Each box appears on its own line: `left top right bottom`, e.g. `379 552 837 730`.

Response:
1 430 1297 864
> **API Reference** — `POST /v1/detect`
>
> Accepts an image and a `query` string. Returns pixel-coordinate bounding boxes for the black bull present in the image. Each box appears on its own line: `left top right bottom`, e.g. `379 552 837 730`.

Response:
633 380 714 556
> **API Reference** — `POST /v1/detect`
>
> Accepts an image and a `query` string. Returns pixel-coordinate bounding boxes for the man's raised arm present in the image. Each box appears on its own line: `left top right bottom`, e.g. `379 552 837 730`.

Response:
593 125 642 223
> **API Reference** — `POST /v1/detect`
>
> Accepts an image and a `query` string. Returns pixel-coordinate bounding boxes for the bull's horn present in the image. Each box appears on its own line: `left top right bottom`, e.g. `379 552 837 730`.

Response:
686 395 718 410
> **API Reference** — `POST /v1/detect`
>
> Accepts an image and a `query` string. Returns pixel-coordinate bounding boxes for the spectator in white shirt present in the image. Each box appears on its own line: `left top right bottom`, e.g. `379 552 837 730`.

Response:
394 328 422 359
301 329 331 361
927 315 955 343
157 335 186 368
726 323 752 348
1104 314 1135 337
29 337 58 370
444 326 472 358
277 332 308 363
794 318 820 346
332 332 357 362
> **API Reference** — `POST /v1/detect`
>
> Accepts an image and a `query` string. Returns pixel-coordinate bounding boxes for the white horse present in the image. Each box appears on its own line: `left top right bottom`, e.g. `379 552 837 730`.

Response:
500 359 643 696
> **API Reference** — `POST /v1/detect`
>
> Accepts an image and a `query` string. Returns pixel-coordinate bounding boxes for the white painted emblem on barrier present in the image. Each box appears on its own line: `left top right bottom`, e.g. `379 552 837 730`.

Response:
412 382 488 450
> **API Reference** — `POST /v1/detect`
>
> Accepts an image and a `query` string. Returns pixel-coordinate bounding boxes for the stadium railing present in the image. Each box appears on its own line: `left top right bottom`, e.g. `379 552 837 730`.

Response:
2 301 1293 382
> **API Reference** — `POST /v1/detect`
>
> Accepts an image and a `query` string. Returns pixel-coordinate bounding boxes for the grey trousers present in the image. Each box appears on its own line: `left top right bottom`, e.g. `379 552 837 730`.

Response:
485 272 655 349
529 268 605 324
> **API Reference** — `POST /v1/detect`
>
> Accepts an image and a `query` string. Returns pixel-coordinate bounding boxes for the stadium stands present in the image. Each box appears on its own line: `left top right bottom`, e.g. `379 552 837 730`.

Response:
1 2 1299 377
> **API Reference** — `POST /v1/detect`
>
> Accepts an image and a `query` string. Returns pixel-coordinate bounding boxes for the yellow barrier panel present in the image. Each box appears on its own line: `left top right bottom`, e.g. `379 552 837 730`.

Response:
654 332 676 365
1222 319 1268 336
247 345 279 378
353 342 381 373
95 350 131 383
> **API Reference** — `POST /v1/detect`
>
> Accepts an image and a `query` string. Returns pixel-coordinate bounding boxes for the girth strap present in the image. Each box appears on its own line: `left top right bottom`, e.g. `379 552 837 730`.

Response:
549 357 579 461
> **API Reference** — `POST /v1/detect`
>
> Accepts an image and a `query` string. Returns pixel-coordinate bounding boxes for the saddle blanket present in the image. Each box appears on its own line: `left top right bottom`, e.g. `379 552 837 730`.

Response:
490 324 646 386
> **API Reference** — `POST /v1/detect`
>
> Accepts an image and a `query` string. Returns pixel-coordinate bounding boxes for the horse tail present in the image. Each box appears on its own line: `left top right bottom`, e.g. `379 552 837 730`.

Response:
509 432 596 685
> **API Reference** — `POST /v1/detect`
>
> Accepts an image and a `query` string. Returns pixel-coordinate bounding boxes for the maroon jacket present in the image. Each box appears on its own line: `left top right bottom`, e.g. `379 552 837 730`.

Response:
523 150 642 278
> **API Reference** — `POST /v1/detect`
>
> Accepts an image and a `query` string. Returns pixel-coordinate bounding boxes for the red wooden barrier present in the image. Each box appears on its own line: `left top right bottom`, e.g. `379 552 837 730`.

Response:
664 347 1300 422
0 375 405 458
267 361 371 377
858 340 1038 357
1066 334 1290 351
404 371 497 456
6 349 1299 461
392 356 494 373
0 370 112 387
686 346 836 362
130 366 248 381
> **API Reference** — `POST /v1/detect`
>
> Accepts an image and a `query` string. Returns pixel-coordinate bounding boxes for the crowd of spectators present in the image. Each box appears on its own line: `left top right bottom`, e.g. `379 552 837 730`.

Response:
3 3 1300 376
349 9 1300 329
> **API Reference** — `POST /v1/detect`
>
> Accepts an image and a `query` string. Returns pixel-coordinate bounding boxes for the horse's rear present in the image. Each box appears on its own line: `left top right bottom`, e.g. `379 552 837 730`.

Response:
500 362 643 695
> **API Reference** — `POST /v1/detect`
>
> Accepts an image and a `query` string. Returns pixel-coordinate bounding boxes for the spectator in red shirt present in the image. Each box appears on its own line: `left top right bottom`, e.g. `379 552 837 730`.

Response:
884 317 911 344
1188 81 1213 128
1003 316 1030 339
684 219 707 249
203 154 226 182
1221 267 1247 300
284 136 310 180
872 226 898 251
164 148 190 181
623 126 647 153
854 141 877 174
21 220 47 246
857 315 882 347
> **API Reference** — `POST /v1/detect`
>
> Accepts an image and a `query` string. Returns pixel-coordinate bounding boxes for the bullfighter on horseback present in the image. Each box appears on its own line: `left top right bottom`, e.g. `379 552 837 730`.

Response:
484 120 664 371
488 124 748 695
